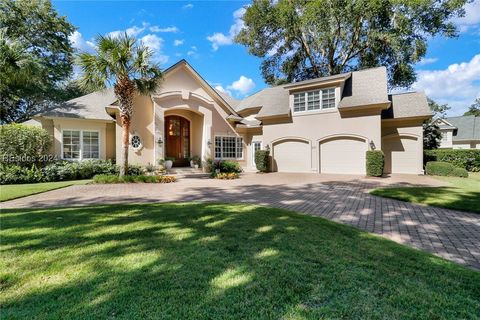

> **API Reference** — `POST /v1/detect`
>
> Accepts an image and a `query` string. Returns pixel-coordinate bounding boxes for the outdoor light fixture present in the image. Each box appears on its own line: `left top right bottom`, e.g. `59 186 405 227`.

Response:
157 137 163 145
370 140 376 150
207 139 212 147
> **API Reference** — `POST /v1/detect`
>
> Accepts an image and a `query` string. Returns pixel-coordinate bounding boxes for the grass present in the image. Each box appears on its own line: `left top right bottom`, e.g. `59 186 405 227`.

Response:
0 180 91 202
1 203 479 319
371 173 480 213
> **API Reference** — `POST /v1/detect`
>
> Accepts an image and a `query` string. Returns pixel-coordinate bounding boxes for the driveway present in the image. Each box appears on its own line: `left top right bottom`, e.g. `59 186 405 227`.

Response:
2 173 479 270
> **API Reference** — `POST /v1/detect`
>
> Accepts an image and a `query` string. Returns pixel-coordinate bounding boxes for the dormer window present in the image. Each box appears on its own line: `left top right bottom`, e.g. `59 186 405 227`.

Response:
292 88 337 113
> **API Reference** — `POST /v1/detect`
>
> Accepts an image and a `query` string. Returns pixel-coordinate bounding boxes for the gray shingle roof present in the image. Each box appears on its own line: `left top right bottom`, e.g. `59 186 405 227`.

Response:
339 67 390 108
382 92 432 119
40 89 116 121
446 115 480 141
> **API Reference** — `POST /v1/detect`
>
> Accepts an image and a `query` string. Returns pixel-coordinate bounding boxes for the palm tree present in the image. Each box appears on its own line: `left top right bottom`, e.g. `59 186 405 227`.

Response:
77 33 162 175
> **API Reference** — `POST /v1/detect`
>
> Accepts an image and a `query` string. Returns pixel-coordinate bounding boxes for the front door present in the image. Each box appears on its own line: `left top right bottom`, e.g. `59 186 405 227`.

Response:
165 115 190 167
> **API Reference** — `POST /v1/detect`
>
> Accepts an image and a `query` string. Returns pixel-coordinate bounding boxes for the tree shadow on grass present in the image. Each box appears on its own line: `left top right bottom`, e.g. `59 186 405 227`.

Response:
1 203 479 319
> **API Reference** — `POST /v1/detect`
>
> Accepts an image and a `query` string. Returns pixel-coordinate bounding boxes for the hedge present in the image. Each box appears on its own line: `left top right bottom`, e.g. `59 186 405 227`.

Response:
424 149 480 172
93 174 176 184
0 124 52 167
366 150 384 177
255 150 269 172
425 161 468 178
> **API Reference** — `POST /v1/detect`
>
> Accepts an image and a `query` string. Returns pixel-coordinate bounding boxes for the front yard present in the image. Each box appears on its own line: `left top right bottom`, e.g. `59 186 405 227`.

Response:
0 180 91 202
1 203 478 319
371 173 480 213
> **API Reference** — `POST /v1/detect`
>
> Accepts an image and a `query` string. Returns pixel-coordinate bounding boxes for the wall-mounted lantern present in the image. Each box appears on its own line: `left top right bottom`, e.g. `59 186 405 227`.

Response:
157 136 163 145
207 139 212 147
369 140 376 150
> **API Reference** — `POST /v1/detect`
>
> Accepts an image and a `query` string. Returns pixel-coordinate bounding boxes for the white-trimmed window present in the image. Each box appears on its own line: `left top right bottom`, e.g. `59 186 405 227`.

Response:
292 87 337 113
215 136 243 159
442 132 448 142
252 141 262 165
62 130 99 160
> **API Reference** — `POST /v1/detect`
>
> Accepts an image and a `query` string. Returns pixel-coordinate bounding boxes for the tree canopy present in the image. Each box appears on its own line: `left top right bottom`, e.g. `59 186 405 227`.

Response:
236 0 468 87
0 0 76 124
463 98 480 116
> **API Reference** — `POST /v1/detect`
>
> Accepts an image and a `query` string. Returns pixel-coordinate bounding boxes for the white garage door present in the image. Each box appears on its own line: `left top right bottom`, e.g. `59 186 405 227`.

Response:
383 136 418 174
273 139 310 172
320 137 367 174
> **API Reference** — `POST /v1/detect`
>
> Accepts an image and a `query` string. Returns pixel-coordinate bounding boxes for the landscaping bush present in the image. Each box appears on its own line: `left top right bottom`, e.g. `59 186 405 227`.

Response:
452 167 469 178
220 160 242 173
0 164 42 184
93 174 176 184
0 124 52 167
424 149 480 172
366 150 384 177
213 172 240 180
126 164 144 176
255 149 270 172
425 161 456 177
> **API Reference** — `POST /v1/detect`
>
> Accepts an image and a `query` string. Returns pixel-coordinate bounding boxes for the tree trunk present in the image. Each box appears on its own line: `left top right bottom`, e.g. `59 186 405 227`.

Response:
120 114 130 176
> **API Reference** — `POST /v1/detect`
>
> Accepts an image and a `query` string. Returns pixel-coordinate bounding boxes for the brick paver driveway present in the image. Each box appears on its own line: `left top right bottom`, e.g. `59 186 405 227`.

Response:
2 173 479 270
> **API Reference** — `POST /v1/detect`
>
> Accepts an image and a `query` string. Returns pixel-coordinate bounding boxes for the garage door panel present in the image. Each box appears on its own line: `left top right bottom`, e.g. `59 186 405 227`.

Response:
320 137 366 174
383 136 418 174
273 140 310 173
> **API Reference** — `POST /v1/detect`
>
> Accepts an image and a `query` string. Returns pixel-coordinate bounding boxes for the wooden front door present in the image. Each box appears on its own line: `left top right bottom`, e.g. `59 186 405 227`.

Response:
165 115 190 167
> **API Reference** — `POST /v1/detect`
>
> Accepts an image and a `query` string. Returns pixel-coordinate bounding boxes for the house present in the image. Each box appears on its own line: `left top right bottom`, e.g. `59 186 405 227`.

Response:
25 60 432 175
434 116 480 149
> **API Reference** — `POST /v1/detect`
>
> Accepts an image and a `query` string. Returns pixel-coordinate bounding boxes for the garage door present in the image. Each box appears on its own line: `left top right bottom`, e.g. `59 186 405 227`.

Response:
320 137 367 174
383 136 418 174
272 139 310 172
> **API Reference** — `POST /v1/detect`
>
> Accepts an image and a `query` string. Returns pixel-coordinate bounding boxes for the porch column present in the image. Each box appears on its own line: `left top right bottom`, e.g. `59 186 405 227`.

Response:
199 106 212 164
153 101 165 164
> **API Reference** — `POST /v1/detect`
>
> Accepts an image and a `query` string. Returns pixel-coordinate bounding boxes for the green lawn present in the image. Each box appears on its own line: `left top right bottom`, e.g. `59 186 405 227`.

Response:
371 173 480 213
0 180 91 202
1 203 478 319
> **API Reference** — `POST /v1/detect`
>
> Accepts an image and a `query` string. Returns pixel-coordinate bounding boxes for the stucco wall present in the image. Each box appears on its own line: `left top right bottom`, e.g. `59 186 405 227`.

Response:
453 141 480 149
105 123 116 160
261 110 381 172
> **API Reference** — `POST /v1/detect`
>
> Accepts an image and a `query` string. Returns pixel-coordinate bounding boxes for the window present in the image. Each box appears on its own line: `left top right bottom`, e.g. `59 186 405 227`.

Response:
131 135 141 149
214 136 243 159
292 88 336 113
252 141 262 165
293 93 306 112
442 132 448 142
62 130 99 160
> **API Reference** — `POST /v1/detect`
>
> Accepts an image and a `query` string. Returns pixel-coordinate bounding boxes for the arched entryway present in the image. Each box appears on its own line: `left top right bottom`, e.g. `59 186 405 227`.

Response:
165 115 190 167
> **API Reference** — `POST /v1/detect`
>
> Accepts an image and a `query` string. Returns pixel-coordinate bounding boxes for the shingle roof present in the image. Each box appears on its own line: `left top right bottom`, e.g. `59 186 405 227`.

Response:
446 115 480 141
382 92 432 119
339 67 390 108
40 89 116 121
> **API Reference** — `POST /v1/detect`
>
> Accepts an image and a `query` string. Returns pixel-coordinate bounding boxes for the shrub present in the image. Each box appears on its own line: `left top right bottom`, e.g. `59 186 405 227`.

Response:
41 160 118 182
426 161 455 176
213 172 239 180
93 174 176 184
190 155 201 165
0 164 42 184
366 150 384 177
0 124 52 167
220 160 242 173
255 150 270 172
424 149 480 172
452 167 469 178
127 164 144 176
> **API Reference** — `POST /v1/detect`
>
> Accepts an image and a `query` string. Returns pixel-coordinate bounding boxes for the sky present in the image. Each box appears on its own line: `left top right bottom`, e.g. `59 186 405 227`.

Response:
54 0 480 116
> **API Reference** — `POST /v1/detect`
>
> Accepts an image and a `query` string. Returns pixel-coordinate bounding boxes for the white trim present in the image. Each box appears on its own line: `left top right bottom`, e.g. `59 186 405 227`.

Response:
251 141 262 167
61 129 101 161
214 135 244 160
291 87 338 114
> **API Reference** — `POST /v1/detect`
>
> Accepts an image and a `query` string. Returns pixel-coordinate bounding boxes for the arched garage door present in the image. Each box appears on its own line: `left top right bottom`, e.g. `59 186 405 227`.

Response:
383 135 419 174
272 139 310 172
319 137 367 174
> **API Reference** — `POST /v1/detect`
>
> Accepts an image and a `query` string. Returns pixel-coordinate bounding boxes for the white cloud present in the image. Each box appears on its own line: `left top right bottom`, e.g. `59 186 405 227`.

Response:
416 57 438 66
108 24 146 38
149 26 179 33
174 39 184 46
182 3 193 9
453 0 480 32
413 54 480 115
69 31 96 52
140 34 169 64
207 7 246 51
215 85 233 96
227 75 255 95
186 46 198 58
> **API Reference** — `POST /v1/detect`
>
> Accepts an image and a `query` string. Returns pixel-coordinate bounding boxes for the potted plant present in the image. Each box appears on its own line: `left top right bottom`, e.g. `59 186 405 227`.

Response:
190 155 201 169
159 157 175 170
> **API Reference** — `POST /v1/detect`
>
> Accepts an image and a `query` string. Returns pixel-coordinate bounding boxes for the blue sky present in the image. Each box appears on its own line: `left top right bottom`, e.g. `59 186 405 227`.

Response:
55 0 480 116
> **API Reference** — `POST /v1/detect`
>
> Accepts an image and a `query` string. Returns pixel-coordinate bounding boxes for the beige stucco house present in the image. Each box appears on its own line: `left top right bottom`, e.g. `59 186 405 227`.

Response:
26 60 432 175
434 116 480 149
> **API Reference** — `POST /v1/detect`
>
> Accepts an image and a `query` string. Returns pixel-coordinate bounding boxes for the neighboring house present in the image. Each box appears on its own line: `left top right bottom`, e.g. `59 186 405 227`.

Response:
25 60 432 175
434 116 480 149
